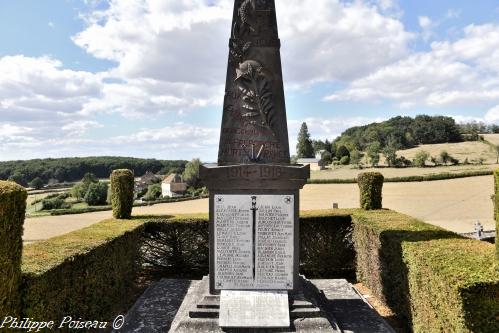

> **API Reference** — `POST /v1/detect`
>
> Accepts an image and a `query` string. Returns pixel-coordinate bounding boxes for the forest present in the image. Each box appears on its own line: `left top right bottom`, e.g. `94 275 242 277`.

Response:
332 115 464 151
0 157 186 187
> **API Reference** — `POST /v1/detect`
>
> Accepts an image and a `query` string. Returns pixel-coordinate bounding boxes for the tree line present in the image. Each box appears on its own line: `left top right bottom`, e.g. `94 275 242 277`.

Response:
295 115 493 167
0 157 186 187
297 115 472 158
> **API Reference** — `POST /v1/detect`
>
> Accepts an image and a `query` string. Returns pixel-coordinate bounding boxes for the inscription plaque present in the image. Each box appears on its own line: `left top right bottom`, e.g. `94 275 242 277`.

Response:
214 194 294 290
219 290 290 328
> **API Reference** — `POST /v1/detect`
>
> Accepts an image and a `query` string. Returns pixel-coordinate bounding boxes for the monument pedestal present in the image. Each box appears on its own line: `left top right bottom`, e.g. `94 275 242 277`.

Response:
200 164 309 295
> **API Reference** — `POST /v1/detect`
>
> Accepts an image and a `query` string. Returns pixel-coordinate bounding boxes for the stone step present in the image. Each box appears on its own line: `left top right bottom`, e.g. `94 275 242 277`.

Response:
196 300 220 309
202 295 220 302
290 299 316 309
189 308 219 319
290 307 323 319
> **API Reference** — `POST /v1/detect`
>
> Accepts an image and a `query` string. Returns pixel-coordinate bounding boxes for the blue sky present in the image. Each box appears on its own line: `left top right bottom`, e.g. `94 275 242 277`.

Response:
1 0 499 161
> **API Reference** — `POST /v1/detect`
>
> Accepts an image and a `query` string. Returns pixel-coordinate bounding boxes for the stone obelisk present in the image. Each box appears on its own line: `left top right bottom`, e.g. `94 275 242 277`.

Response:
218 0 290 165
201 0 309 307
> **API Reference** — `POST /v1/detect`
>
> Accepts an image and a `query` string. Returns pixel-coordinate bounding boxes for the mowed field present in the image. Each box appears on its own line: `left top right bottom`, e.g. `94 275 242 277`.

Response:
311 164 497 180
23 175 495 242
396 141 497 164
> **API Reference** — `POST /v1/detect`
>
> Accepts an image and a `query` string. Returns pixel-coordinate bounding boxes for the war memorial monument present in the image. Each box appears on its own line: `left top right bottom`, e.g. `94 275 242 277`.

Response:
120 1 396 331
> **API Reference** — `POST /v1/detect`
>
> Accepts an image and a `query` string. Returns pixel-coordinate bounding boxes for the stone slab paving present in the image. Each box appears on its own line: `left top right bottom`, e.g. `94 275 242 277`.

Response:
116 277 395 333
310 280 396 333
113 279 193 333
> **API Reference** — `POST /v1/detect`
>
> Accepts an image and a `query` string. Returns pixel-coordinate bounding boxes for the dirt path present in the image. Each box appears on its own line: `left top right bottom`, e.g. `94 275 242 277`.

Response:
23 176 495 242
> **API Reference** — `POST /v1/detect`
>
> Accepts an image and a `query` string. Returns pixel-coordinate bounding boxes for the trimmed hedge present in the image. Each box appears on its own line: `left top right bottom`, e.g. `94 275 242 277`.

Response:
21 219 145 325
299 210 356 278
0 181 27 317
14 210 498 332
358 172 384 210
141 212 357 279
110 169 134 219
352 210 499 333
494 169 499 262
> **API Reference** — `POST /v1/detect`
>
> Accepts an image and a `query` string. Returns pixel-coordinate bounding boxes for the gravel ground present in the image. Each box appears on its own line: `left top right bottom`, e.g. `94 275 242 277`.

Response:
23 176 495 242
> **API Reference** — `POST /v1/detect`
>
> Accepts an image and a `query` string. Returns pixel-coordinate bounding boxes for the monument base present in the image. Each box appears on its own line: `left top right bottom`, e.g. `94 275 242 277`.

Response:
164 275 396 333
116 276 396 332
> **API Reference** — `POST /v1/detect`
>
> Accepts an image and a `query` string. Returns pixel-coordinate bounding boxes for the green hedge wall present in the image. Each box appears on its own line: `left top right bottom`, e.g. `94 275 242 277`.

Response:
357 172 384 209
352 210 499 333
15 210 499 332
299 210 356 278
0 181 27 317
21 219 145 325
494 169 499 262
142 217 210 278
142 212 357 279
110 169 134 219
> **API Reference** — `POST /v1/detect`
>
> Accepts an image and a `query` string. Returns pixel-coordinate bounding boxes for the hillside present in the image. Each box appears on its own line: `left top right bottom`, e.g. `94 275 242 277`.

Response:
333 115 462 151
0 157 187 186
396 140 497 164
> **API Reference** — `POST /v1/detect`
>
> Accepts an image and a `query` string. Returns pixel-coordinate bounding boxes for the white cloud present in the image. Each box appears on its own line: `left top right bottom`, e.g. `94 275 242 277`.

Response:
326 23 499 117
73 0 413 89
484 105 499 123
418 16 436 41
287 116 385 154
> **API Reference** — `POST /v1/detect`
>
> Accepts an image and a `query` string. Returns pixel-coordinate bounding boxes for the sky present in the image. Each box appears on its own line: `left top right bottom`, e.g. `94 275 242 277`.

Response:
1 0 499 162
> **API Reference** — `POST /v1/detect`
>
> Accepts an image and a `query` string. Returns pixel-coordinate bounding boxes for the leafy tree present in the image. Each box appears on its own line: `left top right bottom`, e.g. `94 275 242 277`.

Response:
82 172 98 185
143 183 162 201
84 182 108 206
29 177 44 190
8 171 27 187
296 122 314 158
335 145 350 160
366 141 381 167
71 173 98 200
350 150 364 168
321 151 333 166
183 158 202 188
382 145 398 167
440 151 451 165
413 150 430 168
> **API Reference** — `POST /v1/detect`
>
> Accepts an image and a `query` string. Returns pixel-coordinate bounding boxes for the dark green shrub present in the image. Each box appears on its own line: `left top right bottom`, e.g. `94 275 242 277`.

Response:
28 177 44 190
110 169 134 219
41 197 71 210
84 182 108 206
143 183 162 201
0 181 27 317
357 172 384 209
339 155 350 165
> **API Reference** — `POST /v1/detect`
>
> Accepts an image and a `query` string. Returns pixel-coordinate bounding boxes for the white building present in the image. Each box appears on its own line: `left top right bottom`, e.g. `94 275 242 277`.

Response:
296 158 325 171
161 174 187 198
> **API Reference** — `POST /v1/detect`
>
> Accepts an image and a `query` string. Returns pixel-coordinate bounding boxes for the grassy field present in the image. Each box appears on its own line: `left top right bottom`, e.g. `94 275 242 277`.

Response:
396 140 497 164
311 164 497 180
482 133 499 145
23 175 495 242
